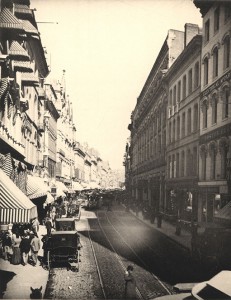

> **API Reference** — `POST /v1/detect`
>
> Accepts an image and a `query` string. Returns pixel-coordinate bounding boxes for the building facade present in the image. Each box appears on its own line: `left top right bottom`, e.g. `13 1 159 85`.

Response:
129 29 186 214
165 25 201 224
194 0 231 225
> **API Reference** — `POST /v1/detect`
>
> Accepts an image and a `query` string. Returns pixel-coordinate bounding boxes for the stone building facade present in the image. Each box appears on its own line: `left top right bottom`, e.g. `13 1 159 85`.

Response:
129 29 186 213
194 0 231 225
165 26 201 224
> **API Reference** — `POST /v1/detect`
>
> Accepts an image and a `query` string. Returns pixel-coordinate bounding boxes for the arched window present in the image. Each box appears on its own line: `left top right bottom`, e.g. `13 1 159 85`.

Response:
209 143 217 180
182 75 187 98
202 101 208 128
213 47 219 78
173 119 175 142
193 147 198 176
177 81 181 102
187 108 192 134
211 94 218 124
194 62 200 89
200 146 207 180
224 35 230 70
203 57 209 85
177 116 180 140
182 112 186 137
193 104 199 131
173 85 176 106
222 86 230 119
188 69 193 94
169 122 172 144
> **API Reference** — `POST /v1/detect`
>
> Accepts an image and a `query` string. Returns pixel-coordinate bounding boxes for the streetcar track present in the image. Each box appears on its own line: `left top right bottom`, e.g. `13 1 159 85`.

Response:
99 210 172 296
95 211 144 300
87 220 107 299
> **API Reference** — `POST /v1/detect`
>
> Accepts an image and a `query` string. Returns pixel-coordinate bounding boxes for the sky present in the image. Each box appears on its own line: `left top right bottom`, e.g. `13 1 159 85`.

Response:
31 0 202 170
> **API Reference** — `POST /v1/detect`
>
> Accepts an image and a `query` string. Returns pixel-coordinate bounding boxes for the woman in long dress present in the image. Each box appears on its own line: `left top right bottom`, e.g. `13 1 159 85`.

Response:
11 229 22 265
124 265 137 299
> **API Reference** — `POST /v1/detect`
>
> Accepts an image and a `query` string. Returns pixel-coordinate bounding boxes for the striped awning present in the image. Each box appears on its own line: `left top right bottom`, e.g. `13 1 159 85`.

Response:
26 175 50 200
0 169 37 224
0 78 9 99
72 181 83 191
56 181 68 192
21 19 38 35
0 7 23 30
9 41 30 60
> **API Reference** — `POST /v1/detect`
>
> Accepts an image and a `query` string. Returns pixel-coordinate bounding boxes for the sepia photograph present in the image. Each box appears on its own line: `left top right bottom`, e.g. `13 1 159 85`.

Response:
0 0 231 299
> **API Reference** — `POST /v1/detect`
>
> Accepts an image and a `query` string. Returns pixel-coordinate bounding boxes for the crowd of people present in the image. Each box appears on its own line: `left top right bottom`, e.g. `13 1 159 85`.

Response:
1 218 41 267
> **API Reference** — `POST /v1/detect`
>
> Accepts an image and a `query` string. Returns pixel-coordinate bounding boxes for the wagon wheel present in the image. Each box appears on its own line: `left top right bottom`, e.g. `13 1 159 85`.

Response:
47 250 51 270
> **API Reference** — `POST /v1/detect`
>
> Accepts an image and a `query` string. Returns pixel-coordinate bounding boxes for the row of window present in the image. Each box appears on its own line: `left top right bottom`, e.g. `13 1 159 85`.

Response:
169 62 200 106
204 5 231 44
202 85 230 129
200 144 227 180
203 35 230 85
169 104 199 143
168 147 198 179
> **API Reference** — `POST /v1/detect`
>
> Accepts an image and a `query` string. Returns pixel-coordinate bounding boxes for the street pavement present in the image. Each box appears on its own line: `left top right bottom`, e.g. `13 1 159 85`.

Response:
0 206 192 299
129 209 192 251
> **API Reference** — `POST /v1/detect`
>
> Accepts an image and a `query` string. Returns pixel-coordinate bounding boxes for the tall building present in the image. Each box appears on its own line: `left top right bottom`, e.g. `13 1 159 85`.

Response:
165 24 201 224
194 0 231 225
0 0 50 223
128 29 186 213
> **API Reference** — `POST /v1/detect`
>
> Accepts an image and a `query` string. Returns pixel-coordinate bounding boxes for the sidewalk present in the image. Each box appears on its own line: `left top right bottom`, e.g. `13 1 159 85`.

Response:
129 209 192 252
0 225 49 299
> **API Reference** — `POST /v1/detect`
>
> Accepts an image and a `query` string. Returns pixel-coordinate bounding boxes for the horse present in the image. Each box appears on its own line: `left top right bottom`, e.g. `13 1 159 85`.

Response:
30 286 42 299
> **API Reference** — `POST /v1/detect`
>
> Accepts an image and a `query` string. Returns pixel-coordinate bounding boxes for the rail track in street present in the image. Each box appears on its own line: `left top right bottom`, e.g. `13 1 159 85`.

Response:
92 209 173 299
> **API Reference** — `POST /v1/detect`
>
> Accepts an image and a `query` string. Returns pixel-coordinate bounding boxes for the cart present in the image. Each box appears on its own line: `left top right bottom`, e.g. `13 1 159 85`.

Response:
44 231 81 271
55 218 76 231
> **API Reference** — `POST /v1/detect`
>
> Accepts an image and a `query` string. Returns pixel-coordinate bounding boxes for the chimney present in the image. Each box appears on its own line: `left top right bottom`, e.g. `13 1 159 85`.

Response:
184 23 199 47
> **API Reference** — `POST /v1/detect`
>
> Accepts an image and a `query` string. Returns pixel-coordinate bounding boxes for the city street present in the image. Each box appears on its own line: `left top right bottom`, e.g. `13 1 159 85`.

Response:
44 204 210 299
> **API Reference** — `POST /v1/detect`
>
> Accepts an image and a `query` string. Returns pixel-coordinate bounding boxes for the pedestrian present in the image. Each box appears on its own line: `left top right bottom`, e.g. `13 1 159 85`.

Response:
31 217 40 234
11 229 22 265
45 217 52 236
2 232 12 261
30 232 41 266
20 232 31 265
124 265 137 299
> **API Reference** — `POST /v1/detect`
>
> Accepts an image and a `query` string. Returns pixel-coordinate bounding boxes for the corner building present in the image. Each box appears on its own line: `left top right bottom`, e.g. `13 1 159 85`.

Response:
194 1 231 225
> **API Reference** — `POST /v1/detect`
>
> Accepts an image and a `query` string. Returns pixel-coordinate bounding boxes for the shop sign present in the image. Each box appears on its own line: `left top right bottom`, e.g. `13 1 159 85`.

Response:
201 69 231 98
199 123 231 144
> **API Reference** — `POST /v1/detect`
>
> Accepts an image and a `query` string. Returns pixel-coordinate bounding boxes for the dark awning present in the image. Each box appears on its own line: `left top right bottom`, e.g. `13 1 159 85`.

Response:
14 4 33 17
21 72 39 85
0 169 37 224
11 60 33 73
